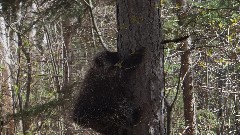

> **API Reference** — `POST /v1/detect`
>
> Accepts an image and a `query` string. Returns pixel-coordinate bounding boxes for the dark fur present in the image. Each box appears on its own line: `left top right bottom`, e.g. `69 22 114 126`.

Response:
73 50 143 135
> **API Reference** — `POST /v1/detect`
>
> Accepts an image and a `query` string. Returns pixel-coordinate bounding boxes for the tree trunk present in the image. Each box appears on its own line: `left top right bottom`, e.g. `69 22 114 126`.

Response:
116 1 164 134
0 14 15 135
175 0 196 134
180 41 195 135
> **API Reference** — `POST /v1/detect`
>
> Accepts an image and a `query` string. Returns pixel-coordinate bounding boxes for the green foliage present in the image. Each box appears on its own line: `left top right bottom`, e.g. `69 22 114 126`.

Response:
12 98 66 119
163 0 240 134
188 1 240 34
197 109 217 134
0 0 239 134
13 85 19 96
0 64 3 71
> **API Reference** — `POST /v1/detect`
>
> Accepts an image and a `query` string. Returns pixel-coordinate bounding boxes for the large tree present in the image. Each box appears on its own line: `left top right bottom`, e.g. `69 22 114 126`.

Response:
116 0 164 134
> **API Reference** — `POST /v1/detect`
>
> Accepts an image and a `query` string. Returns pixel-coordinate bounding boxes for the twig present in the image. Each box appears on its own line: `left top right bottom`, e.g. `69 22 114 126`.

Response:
82 0 110 51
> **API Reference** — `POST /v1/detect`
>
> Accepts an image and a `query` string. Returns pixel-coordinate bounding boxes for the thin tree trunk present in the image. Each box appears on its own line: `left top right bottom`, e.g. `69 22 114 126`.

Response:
0 16 15 135
62 19 72 85
175 0 196 134
59 17 78 135
180 41 195 135
61 17 78 94
216 68 225 135
116 0 164 134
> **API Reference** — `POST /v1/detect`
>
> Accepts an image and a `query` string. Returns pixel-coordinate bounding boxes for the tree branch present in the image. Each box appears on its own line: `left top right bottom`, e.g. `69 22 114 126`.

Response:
161 35 189 44
82 0 110 51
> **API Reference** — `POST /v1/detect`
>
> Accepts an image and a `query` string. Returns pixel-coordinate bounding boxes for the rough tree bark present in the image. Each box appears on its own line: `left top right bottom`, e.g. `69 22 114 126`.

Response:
116 0 164 134
175 0 196 134
0 1 20 134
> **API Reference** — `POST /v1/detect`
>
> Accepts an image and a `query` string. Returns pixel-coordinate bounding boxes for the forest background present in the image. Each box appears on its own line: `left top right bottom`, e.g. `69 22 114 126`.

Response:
0 0 239 135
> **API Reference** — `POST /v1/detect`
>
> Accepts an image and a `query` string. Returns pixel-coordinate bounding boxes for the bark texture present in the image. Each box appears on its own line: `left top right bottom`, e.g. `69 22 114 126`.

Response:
180 41 195 135
175 0 196 134
116 0 164 134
